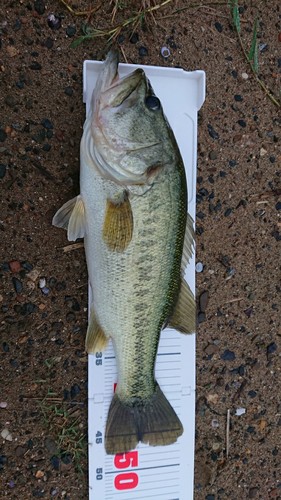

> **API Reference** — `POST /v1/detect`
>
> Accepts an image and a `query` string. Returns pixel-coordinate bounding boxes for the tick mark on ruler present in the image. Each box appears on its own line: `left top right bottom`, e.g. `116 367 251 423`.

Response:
105 462 180 474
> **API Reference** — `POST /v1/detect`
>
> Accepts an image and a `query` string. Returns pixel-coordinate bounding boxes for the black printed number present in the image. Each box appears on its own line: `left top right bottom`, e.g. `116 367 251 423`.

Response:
95 352 102 366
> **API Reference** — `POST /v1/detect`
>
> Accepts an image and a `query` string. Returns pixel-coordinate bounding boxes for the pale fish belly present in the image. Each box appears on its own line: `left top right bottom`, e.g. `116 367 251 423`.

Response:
82 163 185 403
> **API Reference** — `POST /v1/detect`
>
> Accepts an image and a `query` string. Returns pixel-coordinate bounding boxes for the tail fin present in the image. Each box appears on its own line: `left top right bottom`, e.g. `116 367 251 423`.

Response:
105 384 183 455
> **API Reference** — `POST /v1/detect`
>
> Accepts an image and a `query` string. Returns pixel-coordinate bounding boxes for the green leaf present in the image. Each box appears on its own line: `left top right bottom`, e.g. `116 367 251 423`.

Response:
232 3 241 33
70 35 92 48
253 42 259 73
248 17 258 61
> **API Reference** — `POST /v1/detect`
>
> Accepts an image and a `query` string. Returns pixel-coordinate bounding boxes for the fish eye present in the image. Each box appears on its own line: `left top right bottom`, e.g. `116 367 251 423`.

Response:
145 95 161 111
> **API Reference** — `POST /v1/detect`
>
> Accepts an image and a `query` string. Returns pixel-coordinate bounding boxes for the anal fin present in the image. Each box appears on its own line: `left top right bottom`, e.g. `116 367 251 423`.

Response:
168 278 196 334
102 191 133 252
85 308 109 353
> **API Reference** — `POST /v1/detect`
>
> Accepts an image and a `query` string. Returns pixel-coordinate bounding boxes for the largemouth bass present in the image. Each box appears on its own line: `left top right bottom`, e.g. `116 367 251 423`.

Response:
53 50 195 455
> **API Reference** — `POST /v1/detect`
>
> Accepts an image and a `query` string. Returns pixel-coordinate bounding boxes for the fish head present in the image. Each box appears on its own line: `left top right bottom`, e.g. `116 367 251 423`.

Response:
90 50 179 188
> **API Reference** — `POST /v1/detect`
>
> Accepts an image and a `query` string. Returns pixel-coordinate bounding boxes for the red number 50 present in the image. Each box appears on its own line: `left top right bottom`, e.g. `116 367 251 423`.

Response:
114 451 139 491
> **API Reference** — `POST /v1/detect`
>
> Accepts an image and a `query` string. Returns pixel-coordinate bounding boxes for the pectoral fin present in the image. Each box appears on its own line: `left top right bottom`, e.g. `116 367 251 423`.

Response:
102 192 133 252
52 195 86 241
168 278 195 334
86 307 109 353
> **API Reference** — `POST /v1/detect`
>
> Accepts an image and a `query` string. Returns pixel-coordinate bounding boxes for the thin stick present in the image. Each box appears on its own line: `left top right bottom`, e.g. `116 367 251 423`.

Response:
235 27 280 108
61 242 84 252
224 297 243 304
59 0 102 17
226 409 231 458
120 45 128 64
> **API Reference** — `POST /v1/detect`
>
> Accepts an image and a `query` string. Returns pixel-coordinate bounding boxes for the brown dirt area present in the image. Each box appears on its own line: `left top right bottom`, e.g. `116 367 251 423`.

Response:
0 1 280 499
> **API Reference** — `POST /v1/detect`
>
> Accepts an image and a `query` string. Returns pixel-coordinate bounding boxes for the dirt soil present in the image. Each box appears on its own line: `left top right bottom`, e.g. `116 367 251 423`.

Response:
0 1 280 499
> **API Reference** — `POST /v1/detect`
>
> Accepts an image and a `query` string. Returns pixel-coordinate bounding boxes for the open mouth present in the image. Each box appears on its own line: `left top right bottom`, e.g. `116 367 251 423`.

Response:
103 67 145 107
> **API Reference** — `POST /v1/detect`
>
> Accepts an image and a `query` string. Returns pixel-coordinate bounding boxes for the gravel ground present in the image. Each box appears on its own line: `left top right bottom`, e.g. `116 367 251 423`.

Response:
0 1 280 499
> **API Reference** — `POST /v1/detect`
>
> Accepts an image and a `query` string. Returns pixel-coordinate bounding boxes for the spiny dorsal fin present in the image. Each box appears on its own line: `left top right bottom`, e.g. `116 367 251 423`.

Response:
85 307 109 353
102 191 133 252
181 212 195 275
168 278 196 334
52 195 86 241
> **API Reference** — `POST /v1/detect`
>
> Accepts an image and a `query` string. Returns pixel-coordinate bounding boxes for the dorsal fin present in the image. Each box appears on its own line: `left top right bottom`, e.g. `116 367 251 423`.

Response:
181 212 195 275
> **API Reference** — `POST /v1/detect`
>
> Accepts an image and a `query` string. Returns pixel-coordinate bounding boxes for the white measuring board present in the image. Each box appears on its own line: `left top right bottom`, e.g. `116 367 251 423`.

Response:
83 59 206 500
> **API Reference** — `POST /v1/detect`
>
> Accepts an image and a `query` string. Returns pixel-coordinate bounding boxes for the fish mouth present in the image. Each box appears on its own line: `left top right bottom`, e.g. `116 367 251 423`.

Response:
97 49 146 108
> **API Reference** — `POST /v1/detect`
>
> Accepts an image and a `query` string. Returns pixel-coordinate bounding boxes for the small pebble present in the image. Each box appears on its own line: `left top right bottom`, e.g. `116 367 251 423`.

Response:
66 26 76 37
117 34 125 45
0 164 7 178
47 13 61 30
27 268 40 281
229 159 237 167
0 455 7 465
247 426 256 434
45 37 54 49
22 261 33 272
39 277 46 289
34 0 45 15
209 151 217 160
50 456 60 471
241 72 249 79
41 286 50 295
244 306 253 317
221 349 235 361
2 342 9 352
207 124 219 140
214 22 223 33
267 342 277 355
211 418 220 429
9 260 21 273
224 208 232 217
198 312 206 323
70 384 81 399
160 46 170 58
12 277 23 294
248 390 257 398
248 487 259 498
139 46 148 57
199 291 209 312
64 87 74 96
129 32 139 44
41 118 53 130
15 445 27 457
259 43 267 52
0 129 7 142
195 262 204 273
35 470 45 479
0 402 8 408
30 61 42 70
235 407 246 416
238 119 246 128
1 428 12 441
234 94 243 101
